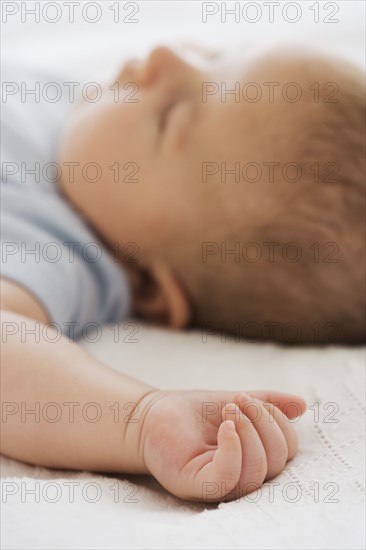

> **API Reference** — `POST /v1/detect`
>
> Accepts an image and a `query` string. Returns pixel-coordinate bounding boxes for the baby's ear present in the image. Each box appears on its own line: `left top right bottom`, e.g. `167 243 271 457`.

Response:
131 262 191 329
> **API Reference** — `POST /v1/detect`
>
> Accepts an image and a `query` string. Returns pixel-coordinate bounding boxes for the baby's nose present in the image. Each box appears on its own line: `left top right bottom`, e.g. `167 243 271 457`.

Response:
141 46 189 84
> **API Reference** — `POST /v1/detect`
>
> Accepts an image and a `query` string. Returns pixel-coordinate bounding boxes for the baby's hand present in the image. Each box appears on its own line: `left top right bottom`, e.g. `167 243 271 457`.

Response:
139 390 306 502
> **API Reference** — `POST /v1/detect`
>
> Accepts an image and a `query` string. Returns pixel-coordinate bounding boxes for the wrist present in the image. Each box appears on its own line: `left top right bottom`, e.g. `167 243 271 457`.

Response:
121 388 165 475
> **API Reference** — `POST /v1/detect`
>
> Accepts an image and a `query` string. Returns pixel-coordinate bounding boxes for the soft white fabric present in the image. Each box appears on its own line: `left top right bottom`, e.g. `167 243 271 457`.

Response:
1 325 365 549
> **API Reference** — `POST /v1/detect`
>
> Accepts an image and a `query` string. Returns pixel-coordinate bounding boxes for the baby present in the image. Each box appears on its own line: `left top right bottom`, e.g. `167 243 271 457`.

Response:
1 45 364 502
59 44 365 343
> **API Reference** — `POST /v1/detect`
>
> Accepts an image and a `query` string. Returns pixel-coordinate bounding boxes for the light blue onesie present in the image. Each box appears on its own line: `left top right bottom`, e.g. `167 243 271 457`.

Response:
0 62 131 340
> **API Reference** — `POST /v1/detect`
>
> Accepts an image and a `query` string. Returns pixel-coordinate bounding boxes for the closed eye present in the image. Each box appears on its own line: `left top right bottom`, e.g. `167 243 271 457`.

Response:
157 95 195 149
159 99 179 132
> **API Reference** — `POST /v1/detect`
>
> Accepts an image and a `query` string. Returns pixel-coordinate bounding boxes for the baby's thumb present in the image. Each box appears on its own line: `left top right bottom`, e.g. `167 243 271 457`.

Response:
193 412 241 502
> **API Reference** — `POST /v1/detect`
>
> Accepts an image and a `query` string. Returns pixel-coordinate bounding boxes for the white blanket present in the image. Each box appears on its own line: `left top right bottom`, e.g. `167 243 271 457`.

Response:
1 325 365 549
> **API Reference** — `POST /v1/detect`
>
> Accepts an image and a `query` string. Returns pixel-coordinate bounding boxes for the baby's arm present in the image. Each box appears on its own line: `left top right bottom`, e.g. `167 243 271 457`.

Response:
0 277 307 501
0 277 156 473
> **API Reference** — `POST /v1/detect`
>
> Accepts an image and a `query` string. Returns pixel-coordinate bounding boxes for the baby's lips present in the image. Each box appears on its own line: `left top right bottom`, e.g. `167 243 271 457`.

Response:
116 58 145 84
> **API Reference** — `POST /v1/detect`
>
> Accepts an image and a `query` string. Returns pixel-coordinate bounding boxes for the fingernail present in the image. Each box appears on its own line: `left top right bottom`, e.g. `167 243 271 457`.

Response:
225 420 236 432
238 393 256 406
240 393 252 401
225 403 237 412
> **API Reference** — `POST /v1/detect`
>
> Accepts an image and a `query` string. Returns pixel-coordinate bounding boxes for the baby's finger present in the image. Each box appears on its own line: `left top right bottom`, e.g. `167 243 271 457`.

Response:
194 415 242 502
261 402 299 460
247 391 307 419
235 393 288 480
223 403 267 496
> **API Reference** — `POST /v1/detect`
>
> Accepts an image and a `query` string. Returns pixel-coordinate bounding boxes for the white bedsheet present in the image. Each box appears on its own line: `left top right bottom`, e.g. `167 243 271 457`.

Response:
1 325 365 549
1 2 365 548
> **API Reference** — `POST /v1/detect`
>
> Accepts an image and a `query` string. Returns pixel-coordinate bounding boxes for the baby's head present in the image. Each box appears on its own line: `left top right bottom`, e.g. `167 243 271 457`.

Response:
59 45 365 343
